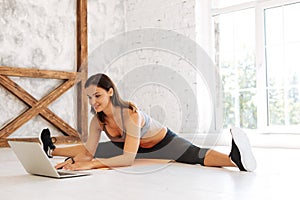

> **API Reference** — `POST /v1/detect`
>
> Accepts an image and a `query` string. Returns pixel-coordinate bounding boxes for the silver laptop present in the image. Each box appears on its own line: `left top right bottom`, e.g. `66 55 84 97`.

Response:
8 141 90 179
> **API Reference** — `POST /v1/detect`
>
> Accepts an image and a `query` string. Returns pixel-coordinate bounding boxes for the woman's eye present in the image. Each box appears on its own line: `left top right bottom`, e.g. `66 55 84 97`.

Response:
95 95 101 98
88 96 92 100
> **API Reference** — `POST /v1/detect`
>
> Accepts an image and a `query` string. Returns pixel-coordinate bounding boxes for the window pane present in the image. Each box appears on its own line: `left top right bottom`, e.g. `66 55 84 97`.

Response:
286 43 300 84
222 62 235 91
264 6 283 45
288 87 300 125
223 92 235 128
238 62 256 89
284 3 300 43
240 91 257 129
215 8 256 129
265 45 284 87
265 2 300 128
268 89 285 125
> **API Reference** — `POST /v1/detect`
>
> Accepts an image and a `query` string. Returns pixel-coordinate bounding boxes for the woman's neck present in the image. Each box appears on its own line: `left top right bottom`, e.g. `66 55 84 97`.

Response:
102 102 119 119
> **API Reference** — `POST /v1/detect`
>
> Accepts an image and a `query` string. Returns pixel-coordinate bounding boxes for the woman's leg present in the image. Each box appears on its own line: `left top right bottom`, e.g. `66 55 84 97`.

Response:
94 141 124 158
174 127 257 171
203 150 235 167
135 128 255 171
51 144 87 157
40 128 89 158
134 129 210 166
200 128 257 171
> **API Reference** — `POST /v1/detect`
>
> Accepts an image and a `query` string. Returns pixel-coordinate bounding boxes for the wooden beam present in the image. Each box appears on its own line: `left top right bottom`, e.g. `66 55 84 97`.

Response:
0 75 79 137
2 136 82 148
0 79 75 138
76 0 88 142
0 66 77 80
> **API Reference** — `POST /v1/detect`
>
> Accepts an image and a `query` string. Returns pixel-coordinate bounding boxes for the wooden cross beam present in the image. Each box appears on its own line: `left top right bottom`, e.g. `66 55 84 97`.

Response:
0 67 82 146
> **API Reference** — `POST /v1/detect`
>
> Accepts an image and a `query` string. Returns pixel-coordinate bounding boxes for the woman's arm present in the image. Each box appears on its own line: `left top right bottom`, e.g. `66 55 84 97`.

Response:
85 115 102 156
91 135 140 168
62 110 142 170
54 115 101 169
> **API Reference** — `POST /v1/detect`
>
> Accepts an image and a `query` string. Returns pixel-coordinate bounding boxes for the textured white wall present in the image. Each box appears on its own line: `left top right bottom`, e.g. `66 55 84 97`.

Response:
122 0 200 133
125 0 196 38
88 0 125 55
0 0 76 137
88 0 214 133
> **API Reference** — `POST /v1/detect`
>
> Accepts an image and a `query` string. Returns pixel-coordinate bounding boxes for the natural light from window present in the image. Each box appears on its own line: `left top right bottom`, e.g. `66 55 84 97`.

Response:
212 0 300 133
214 9 256 129
265 2 300 128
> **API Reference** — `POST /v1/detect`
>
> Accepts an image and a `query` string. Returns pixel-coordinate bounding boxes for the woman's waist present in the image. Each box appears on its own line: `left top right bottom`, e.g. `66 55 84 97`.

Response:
139 127 167 148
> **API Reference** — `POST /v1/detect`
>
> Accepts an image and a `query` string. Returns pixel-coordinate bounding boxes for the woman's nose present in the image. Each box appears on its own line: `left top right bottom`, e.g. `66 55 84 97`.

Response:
89 97 95 105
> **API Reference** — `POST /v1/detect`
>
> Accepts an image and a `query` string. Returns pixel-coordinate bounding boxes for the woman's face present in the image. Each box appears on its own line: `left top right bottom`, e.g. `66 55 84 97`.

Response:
86 85 113 113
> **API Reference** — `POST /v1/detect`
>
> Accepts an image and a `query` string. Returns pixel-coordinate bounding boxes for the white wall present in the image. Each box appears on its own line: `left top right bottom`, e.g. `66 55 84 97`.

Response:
88 0 126 54
88 0 217 134
123 0 199 133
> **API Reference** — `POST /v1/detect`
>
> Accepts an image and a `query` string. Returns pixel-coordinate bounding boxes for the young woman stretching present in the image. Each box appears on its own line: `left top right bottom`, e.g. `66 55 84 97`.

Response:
40 73 256 172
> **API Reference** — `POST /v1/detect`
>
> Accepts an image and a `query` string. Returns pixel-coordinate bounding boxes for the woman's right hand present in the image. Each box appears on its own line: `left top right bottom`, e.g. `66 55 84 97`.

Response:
55 152 93 169
55 158 73 169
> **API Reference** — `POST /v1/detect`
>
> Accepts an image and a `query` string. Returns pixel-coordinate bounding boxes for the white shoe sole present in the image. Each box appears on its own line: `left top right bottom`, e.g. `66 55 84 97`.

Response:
230 127 257 172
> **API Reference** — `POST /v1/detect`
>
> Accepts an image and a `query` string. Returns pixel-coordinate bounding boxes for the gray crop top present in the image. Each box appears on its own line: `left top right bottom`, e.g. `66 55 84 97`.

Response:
103 109 150 141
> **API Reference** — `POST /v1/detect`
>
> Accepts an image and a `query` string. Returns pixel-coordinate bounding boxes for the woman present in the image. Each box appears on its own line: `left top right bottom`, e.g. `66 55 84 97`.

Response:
40 73 256 172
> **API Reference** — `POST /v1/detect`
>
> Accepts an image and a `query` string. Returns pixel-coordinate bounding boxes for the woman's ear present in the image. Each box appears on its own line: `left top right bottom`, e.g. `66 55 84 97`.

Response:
108 88 114 97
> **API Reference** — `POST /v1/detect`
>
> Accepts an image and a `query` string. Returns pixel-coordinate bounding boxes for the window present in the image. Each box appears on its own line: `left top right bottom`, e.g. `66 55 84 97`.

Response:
212 0 300 133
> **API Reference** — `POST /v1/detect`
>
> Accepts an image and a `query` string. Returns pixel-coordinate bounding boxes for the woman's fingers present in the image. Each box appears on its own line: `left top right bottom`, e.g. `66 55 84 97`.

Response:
55 159 94 171
65 162 94 171
62 163 73 170
55 161 69 169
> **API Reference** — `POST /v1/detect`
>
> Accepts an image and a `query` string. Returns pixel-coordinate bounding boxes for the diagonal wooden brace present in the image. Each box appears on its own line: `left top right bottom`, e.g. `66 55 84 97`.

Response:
0 75 80 138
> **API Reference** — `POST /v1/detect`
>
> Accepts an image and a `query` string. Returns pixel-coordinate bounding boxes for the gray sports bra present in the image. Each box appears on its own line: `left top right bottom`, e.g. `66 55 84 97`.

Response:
103 109 150 141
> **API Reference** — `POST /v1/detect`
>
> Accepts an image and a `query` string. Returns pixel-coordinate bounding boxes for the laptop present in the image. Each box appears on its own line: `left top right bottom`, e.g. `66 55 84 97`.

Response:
8 141 90 179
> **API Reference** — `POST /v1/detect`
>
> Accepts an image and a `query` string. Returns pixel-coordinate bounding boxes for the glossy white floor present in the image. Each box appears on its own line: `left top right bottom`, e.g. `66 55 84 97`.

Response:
0 146 299 200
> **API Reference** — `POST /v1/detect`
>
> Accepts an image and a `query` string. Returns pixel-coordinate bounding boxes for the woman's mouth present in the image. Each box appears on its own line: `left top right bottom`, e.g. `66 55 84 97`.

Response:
93 105 101 111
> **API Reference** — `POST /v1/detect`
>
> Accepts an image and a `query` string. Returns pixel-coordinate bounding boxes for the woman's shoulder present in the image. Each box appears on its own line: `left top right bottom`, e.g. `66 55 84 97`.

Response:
122 107 139 117
122 107 144 125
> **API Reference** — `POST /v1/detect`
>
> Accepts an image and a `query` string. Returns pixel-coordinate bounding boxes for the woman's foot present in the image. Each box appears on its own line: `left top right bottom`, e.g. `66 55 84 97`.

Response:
229 127 256 172
39 128 56 158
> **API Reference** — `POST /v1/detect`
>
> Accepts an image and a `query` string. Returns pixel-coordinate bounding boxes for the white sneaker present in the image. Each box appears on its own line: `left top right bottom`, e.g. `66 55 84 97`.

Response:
229 127 257 172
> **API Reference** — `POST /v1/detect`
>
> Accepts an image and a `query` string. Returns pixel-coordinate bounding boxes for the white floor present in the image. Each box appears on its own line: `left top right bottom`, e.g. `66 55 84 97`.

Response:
1 146 299 200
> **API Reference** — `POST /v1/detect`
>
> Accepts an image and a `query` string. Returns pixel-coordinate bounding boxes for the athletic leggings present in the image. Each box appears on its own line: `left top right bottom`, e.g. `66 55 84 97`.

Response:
95 129 209 166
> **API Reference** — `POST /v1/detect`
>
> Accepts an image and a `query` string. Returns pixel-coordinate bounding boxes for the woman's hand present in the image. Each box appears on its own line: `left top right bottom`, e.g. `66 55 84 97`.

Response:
55 152 94 170
55 158 73 170
73 152 94 162
59 161 96 171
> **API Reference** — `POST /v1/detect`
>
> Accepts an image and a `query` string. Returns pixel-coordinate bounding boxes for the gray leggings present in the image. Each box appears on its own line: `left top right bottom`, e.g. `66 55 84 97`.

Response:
95 129 209 166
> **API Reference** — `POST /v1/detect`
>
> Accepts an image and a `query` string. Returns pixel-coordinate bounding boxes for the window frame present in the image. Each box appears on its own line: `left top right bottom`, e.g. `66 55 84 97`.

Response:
211 0 300 133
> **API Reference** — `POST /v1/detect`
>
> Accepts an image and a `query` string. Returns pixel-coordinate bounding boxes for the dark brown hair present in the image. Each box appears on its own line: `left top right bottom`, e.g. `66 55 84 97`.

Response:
84 73 137 123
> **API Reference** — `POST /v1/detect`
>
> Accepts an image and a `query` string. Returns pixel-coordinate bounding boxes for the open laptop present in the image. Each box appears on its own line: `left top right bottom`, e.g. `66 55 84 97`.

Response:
8 141 90 179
